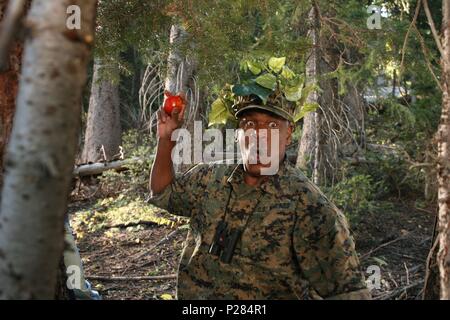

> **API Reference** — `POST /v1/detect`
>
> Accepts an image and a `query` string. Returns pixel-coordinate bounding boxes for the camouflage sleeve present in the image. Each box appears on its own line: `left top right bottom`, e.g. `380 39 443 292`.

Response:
293 192 371 300
147 163 209 217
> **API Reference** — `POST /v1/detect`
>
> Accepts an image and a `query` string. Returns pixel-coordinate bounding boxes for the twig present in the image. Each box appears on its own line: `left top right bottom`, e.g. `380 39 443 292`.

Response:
106 220 159 229
413 24 443 91
86 274 177 281
360 233 412 261
400 0 422 75
375 280 424 300
414 206 436 215
422 0 444 57
422 234 440 299
389 251 425 263
132 228 180 262
404 262 410 285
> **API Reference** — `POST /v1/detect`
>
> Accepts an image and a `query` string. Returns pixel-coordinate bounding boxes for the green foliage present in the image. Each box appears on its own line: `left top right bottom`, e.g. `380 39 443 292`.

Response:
326 174 380 224
99 130 156 196
95 0 173 72
357 150 410 198
208 56 319 126
383 98 416 129
208 96 236 127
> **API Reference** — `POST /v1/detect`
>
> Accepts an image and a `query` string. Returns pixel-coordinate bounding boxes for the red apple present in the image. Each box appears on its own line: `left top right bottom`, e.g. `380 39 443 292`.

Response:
163 91 185 114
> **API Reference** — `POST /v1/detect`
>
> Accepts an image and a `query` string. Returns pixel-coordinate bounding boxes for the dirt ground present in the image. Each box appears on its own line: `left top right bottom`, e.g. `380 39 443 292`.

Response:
68 192 436 300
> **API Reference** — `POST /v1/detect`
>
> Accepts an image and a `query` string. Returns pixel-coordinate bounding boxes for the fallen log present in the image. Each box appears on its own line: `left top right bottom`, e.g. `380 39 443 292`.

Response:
86 274 177 281
73 156 151 177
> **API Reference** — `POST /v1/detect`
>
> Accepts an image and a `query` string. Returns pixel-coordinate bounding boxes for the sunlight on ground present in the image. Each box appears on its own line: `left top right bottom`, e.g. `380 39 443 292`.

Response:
70 194 188 238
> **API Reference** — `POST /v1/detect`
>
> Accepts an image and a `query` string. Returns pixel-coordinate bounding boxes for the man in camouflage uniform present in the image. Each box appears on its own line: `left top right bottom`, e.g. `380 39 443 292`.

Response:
148 94 371 299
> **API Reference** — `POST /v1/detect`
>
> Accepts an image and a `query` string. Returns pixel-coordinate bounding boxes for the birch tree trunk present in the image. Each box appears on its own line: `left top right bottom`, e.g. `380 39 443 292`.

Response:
81 59 121 164
437 0 450 300
0 0 96 299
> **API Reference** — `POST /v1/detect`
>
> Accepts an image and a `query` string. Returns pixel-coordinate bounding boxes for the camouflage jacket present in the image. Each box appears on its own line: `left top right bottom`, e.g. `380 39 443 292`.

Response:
148 160 371 300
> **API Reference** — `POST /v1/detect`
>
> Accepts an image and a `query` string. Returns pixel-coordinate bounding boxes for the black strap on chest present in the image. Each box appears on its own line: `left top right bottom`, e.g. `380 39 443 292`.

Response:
208 186 262 264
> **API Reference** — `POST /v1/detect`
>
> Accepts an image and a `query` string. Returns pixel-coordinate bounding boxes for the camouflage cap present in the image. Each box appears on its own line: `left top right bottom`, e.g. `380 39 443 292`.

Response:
232 95 296 123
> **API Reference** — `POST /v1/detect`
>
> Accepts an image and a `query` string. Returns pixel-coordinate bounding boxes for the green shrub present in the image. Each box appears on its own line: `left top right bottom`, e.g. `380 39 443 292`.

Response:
98 129 156 197
325 174 380 224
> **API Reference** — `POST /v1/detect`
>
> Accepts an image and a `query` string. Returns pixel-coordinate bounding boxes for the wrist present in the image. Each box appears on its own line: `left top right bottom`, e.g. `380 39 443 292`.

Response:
158 137 176 147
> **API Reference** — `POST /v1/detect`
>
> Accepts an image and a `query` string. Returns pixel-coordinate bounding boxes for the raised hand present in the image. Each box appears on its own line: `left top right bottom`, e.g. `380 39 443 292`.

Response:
156 92 186 141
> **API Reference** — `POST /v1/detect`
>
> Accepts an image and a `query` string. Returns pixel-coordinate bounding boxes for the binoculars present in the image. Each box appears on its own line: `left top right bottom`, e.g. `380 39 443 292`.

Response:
209 220 242 264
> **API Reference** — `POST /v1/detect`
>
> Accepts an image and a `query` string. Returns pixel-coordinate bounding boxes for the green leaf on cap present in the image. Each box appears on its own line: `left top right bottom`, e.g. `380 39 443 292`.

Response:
208 98 234 126
248 83 271 104
232 84 252 96
284 84 303 102
255 73 277 90
293 102 319 122
295 83 319 107
232 82 271 104
281 65 295 79
268 57 286 73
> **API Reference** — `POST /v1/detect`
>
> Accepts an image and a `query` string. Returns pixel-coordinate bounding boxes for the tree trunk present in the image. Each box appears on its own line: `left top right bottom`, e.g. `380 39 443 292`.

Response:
296 5 336 186
81 59 121 164
0 0 97 299
165 24 203 173
0 0 25 187
296 4 364 186
296 6 320 175
437 0 450 300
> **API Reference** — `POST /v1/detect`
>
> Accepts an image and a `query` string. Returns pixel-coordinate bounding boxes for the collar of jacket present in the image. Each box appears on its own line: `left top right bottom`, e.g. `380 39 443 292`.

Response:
224 158 290 195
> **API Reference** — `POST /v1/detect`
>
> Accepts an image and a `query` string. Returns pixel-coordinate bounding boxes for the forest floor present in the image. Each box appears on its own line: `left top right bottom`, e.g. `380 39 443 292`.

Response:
68 182 436 300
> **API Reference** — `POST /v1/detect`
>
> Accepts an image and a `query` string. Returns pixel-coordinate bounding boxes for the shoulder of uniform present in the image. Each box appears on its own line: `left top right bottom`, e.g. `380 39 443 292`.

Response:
283 162 330 199
278 162 314 195
281 161 341 216
282 164 346 238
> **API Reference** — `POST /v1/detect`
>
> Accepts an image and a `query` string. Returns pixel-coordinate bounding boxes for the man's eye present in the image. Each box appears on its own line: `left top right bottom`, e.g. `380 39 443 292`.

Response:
246 120 256 128
268 121 278 129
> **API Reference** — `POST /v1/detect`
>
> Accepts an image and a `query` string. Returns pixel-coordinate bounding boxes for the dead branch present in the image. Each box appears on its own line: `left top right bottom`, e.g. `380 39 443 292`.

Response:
422 0 444 57
422 234 440 299
86 274 177 281
400 0 422 74
106 220 159 229
360 232 412 261
132 229 180 263
413 25 443 91
375 280 424 300
73 156 151 176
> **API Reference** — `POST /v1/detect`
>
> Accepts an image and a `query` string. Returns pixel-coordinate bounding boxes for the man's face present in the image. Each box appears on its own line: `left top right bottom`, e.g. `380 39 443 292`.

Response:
237 110 293 177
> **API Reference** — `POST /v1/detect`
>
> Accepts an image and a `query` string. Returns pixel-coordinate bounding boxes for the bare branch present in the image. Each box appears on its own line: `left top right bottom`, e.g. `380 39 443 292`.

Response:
400 0 422 75
413 25 443 91
422 0 445 57
86 274 177 281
